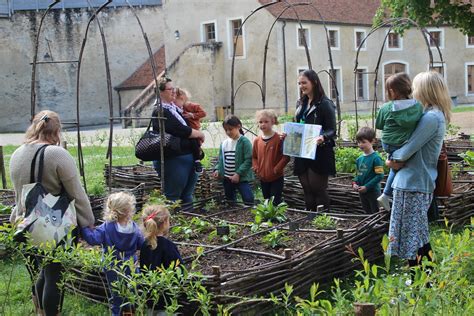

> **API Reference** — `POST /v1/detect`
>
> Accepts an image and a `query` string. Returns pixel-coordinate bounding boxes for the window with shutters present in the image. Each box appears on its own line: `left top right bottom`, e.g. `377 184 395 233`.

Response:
230 19 244 57
328 68 342 101
466 35 474 48
356 68 368 100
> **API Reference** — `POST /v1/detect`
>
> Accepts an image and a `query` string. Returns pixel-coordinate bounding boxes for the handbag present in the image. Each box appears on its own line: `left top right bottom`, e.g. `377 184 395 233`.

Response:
434 142 453 197
14 145 77 247
135 119 181 161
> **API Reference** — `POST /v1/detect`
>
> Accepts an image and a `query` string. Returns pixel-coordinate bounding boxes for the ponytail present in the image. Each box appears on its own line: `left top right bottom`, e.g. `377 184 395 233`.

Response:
25 110 62 145
141 205 170 250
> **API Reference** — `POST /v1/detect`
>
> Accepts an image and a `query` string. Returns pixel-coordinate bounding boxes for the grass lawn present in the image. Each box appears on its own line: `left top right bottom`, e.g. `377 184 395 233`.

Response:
0 259 108 315
452 105 474 113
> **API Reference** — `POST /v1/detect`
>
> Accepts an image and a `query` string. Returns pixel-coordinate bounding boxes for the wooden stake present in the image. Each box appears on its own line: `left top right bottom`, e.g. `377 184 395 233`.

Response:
0 146 6 189
354 302 375 316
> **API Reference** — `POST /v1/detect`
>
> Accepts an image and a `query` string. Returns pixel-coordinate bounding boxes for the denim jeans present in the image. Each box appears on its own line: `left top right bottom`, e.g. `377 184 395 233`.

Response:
153 153 198 207
223 178 254 205
382 142 401 197
260 177 284 205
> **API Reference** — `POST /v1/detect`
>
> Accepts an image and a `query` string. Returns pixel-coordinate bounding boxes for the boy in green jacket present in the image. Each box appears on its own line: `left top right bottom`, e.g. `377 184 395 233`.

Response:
353 127 385 214
375 73 423 211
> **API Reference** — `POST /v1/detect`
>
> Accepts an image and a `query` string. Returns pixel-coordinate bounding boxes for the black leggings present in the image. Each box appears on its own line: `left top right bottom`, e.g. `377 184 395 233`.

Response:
27 257 63 316
298 168 330 211
408 243 433 267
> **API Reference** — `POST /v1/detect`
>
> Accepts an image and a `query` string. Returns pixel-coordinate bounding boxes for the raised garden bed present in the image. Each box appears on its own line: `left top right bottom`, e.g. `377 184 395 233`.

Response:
68 201 389 313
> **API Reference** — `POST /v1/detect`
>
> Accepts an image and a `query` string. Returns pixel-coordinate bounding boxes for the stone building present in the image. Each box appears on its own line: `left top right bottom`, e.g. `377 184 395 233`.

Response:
157 0 474 121
0 0 164 132
1 0 473 132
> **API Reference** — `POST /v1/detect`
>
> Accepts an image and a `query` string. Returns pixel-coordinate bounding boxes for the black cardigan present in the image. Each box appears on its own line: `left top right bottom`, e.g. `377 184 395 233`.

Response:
152 107 194 155
293 96 337 176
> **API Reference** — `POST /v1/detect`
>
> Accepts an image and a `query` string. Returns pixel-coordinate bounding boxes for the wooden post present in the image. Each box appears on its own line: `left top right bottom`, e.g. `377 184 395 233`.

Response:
0 146 6 189
212 266 221 280
354 303 375 316
316 205 324 212
61 140 68 150
337 229 344 239
284 248 293 260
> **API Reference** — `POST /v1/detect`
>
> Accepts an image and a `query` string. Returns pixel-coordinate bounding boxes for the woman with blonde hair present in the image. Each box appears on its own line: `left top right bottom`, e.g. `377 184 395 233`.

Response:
10 110 95 315
386 71 451 267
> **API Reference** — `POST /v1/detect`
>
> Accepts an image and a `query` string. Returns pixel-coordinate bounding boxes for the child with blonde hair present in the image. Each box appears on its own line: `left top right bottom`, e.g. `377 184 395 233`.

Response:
82 192 144 316
252 109 289 205
386 71 450 266
139 205 182 313
175 88 207 130
174 87 206 173
139 205 182 270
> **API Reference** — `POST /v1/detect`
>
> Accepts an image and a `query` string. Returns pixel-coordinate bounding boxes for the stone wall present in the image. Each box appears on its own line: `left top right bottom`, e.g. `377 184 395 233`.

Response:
0 6 163 132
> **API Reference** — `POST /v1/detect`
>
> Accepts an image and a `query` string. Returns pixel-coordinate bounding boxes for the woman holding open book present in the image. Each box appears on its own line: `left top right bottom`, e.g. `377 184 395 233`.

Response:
293 69 337 211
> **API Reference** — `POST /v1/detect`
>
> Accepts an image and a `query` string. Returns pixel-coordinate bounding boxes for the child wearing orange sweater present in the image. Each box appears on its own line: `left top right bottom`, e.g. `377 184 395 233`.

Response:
252 110 290 205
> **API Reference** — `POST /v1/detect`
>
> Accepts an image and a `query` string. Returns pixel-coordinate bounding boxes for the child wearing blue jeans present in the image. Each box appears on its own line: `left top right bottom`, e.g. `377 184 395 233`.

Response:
213 115 254 205
375 73 423 211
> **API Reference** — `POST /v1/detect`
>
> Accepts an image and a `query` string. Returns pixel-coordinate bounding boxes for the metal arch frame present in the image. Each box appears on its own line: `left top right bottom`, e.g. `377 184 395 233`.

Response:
353 18 444 131
30 0 168 192
74 0 113 192
30 0 61 119
121 0 166 192
230 0 342 131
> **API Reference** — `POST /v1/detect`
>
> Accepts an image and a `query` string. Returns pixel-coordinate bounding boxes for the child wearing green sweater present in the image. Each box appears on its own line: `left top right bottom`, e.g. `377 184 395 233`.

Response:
353 127 384 214
375 73 423 211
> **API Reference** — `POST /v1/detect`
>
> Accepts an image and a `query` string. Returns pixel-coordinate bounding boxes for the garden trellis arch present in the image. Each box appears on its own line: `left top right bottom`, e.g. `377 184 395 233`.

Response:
353 18 444 131
230 0 342 132
30 0 167 192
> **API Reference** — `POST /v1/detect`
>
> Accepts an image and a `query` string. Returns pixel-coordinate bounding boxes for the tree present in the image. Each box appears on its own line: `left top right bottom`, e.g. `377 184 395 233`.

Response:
374 0 473 35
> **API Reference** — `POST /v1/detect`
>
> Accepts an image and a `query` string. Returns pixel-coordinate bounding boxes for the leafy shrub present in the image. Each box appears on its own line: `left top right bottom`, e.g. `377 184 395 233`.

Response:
252 198 288 225
335 147 361 174
459 150 474 167
262 229 291 249
312 214 337 230
171 217 213 240
0 204 12 215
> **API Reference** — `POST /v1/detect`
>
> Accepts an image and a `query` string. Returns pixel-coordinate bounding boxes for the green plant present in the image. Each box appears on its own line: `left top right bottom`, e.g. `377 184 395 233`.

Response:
346 121 358 141
0 204 12 215
252 198 288 224
459 150 474 167
262 229 291 249
335 147 361 174
208 221 237 243
447 123 461 137
171 217 213 241
312 214 337 230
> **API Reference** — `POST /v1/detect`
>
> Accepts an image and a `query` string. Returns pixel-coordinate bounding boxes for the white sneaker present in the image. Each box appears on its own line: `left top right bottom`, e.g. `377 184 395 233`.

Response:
377 194 391 211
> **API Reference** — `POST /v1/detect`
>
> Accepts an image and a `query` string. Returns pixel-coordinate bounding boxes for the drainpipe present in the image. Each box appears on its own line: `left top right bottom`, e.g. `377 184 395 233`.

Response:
282 21 288 113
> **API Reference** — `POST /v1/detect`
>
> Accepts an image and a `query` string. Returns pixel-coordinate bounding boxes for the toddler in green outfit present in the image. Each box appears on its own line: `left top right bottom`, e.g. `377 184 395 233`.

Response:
375 73 423 211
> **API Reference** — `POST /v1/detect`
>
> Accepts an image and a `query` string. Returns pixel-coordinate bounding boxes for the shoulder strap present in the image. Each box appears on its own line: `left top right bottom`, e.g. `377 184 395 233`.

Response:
30 144 49 183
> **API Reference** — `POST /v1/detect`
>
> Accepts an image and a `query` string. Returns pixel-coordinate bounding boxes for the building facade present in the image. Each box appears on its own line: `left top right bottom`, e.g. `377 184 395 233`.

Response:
161 0 474 120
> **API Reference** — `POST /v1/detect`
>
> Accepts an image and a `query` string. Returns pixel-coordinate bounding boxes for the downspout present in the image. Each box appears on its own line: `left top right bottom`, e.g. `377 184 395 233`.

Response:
282 21 288 113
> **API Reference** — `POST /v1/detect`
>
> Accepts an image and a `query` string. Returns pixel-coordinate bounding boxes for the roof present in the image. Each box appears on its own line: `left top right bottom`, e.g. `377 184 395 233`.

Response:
259 0 380 26
115 45 166 91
